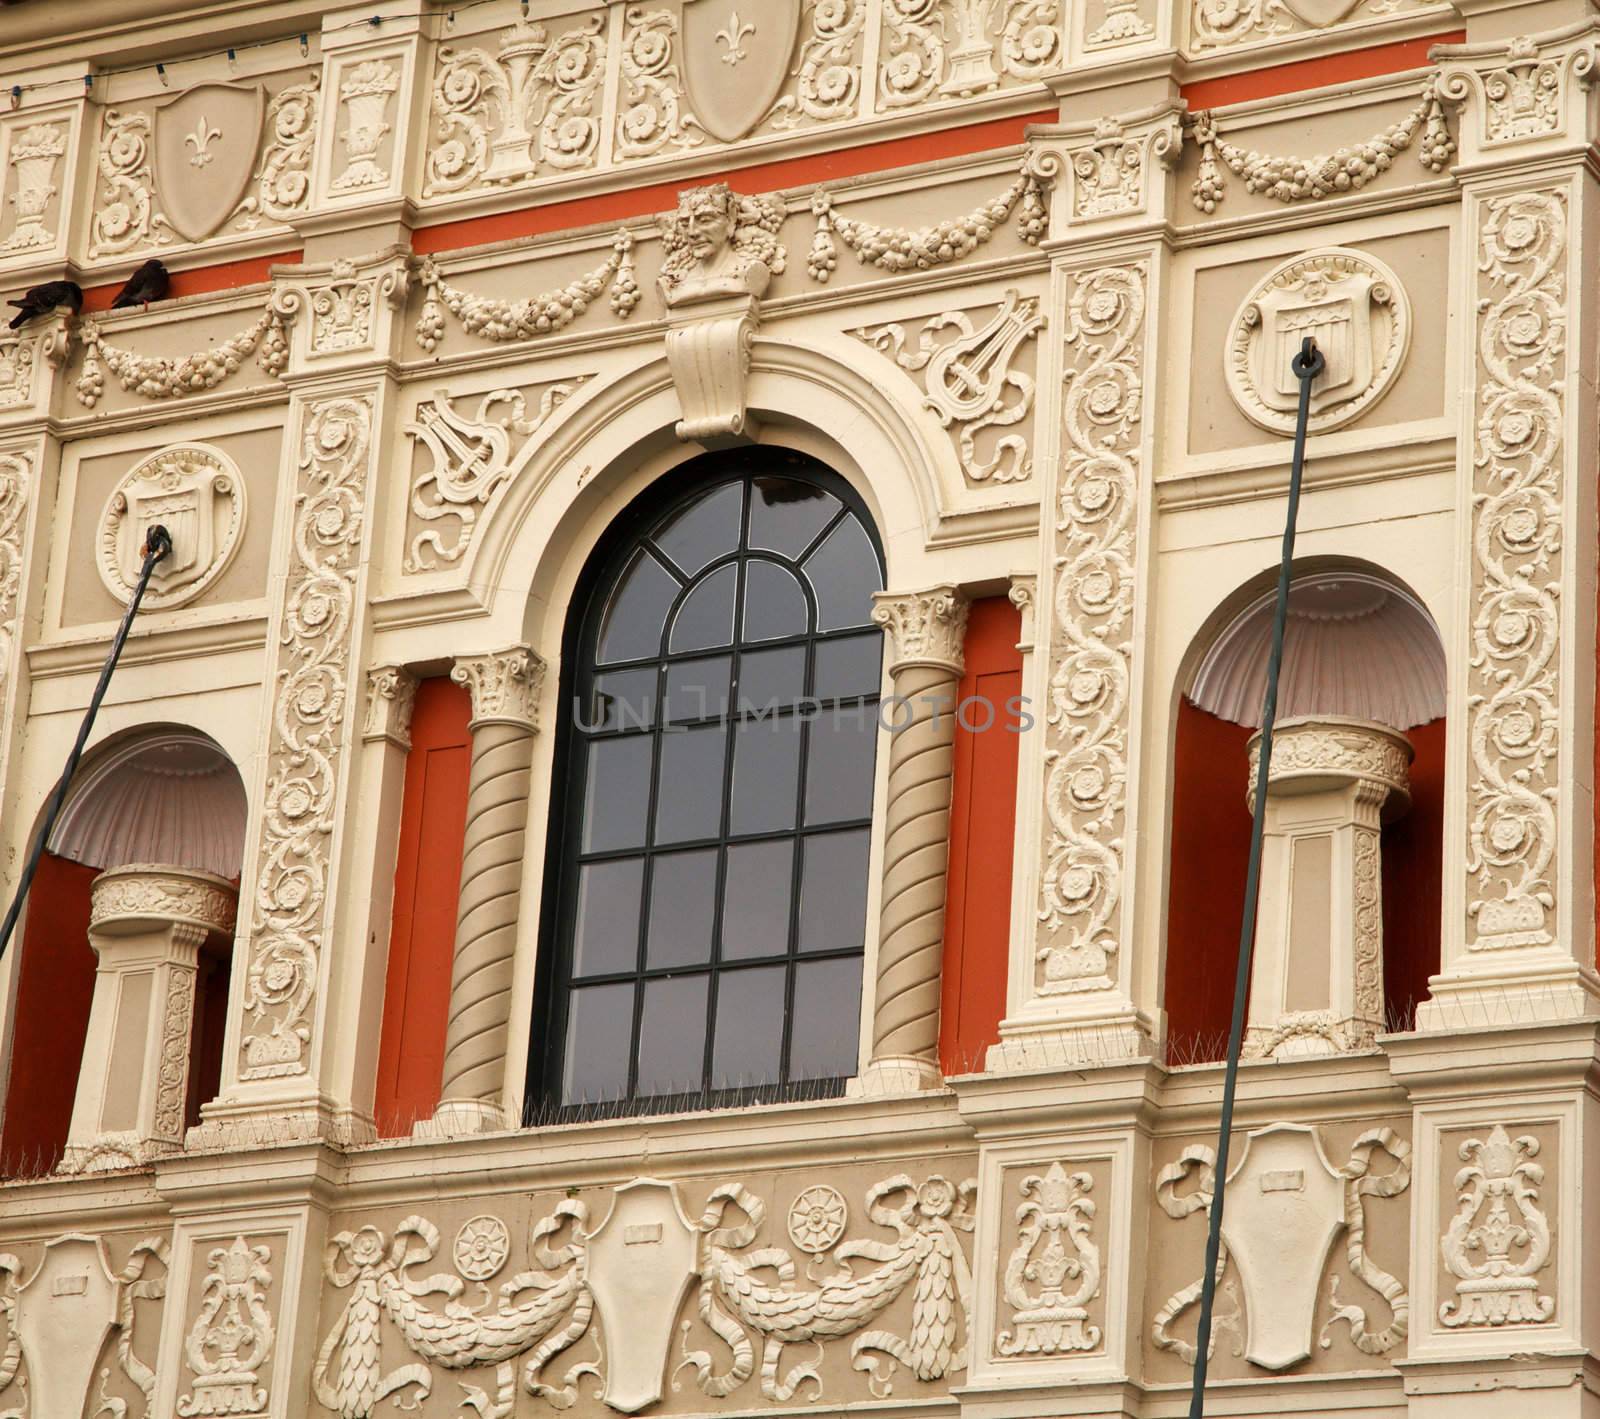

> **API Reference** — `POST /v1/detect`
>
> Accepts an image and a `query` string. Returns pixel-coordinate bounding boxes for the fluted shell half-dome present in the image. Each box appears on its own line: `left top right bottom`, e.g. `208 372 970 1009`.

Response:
1189 572 1445 731
50 731 246 879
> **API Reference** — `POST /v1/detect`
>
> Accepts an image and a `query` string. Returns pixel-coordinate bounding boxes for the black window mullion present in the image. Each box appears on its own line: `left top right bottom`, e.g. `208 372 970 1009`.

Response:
701 481 750 1093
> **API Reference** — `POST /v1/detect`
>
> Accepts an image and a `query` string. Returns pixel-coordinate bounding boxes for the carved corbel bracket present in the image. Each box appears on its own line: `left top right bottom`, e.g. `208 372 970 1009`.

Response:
1025 101 1183 235
664 294 760 446
0 314 69 418
268 243 411 371
1433 24 1600 167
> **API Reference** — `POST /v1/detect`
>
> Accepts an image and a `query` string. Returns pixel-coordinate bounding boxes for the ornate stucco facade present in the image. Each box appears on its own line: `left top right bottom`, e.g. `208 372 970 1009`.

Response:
0 0 1595 1416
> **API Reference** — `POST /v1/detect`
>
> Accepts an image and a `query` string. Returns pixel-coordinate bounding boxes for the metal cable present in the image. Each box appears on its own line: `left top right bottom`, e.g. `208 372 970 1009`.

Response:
0 524 172 967
1187 336 1325 1418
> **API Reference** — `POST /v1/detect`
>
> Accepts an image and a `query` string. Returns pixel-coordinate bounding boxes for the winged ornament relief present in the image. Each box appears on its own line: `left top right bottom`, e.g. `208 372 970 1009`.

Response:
314 1173 975 1418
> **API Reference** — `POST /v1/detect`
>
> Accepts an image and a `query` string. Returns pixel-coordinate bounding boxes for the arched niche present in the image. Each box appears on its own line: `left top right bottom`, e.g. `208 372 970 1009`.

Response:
1164 566 1447 1065
0 727 245 1175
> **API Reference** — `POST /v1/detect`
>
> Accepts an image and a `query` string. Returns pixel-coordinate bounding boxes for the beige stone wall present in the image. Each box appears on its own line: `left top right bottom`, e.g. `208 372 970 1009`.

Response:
0 1 1597 1417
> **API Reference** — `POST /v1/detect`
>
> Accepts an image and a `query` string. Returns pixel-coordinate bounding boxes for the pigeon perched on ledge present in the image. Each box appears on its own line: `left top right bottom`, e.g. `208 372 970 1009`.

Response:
7 280 82 329
111 258 169 310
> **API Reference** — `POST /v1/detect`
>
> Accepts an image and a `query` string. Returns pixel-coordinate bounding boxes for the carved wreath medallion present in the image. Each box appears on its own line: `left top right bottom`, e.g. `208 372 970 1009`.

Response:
1226 247 1411 435
98 443 246 611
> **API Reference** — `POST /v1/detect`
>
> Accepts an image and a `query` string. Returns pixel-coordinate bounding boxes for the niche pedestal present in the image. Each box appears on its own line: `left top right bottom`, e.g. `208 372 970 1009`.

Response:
58 864 236 1173
1243 717 1411 1059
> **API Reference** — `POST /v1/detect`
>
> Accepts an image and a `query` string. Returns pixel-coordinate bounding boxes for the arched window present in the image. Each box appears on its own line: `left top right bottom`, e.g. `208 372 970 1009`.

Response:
531 450 886 1117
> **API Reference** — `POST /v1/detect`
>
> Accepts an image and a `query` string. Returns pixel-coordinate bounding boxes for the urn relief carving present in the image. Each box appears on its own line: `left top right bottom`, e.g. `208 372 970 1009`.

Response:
1 121 66 252
333 59 400 192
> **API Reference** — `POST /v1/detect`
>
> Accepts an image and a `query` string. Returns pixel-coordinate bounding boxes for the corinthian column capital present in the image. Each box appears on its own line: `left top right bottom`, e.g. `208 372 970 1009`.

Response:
871 584 970 677
451 645 546 732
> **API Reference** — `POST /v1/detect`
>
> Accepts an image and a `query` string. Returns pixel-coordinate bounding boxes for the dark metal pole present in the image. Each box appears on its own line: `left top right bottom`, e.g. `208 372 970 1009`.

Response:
0 523 172 967
1186 337 1324 1418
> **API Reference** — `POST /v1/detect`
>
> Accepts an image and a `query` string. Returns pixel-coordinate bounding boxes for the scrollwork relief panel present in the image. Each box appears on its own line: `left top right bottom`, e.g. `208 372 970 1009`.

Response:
238 394 375 1081
995 1160 1105 1357
852 288 1044 484
88 68 319 260
1147 1123 1411 1379
1464 189 1565 953
0 1232 171 1419
1187 0 1437 55
405 380 585 572
1033 262 1145 996
0 451 28 704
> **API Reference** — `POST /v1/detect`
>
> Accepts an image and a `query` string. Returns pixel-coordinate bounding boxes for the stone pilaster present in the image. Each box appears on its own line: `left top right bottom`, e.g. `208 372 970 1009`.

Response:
191 384 388 1149
417 644 544 1136
991 103 1178 1069
857 585 968 1094
302 1 432 258
1417 24 1600 1032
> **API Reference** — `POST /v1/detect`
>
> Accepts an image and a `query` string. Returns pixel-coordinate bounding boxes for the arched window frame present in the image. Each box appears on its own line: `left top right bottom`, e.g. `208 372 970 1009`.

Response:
527 448 888 1121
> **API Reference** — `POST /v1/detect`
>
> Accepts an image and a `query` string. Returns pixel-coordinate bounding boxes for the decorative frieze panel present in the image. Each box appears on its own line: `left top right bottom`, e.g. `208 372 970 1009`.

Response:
426 15 606 193
331 60 401 194
1034 263 1144 996
853 288 1044 483
179 1237 276 1417
239 395 373 1081
88 71 319 260
0 451 26 700
313 1171 976 1417
1151 1124 1410 1373
1187 0 1440 55
0 1233 170 1419
1464 189 1564 953
996 1161 1102 1356
1439 1124 1555 1328
405 381 582 571
879 1 1064 106
415 0 1066 205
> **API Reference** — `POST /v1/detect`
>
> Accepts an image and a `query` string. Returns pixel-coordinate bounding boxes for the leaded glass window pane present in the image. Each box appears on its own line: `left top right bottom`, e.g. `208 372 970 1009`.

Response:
533 454 885 1118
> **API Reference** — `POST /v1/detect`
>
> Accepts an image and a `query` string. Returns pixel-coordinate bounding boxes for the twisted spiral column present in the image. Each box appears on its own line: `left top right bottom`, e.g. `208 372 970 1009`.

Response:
421 645 545 1136
862 586 969 1093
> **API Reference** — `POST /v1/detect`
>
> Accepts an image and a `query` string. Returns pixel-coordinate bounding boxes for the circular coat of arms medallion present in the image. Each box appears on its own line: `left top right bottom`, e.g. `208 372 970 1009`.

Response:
98 443 247 611
1225 247 1411 436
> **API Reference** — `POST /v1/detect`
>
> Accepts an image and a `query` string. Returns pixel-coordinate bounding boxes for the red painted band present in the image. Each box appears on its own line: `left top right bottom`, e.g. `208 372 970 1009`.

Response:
1179 31 1464 110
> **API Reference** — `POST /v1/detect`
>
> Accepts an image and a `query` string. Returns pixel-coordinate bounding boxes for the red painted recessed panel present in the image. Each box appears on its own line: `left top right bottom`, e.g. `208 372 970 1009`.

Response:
373 677 473 1137
939 596 1024 1076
